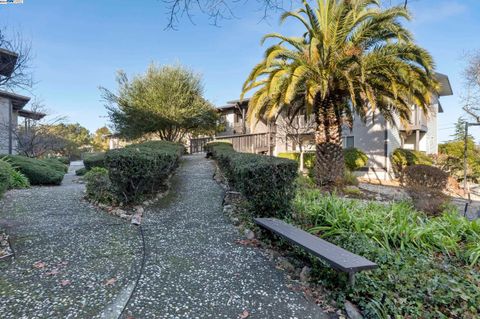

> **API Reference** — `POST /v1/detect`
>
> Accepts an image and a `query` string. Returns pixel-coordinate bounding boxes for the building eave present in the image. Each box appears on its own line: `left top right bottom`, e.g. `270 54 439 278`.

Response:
18 109 46 120
0 89 30 109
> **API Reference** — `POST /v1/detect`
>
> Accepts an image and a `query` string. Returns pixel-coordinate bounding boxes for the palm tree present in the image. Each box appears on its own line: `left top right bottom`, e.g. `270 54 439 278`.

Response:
241 0 438 185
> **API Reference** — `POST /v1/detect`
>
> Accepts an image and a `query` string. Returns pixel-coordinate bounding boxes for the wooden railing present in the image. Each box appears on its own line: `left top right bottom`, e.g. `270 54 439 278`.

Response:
189 133 273 154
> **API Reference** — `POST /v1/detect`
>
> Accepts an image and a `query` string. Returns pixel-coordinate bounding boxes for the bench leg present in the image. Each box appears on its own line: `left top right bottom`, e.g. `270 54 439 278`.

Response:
348 273 355 287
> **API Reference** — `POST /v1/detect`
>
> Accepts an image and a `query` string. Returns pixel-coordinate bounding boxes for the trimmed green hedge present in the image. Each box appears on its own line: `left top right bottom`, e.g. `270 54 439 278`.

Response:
104 141 183 203
83 152 106 170
206 142 298 216
41 158 69 173
278 148 368 171
3 155 65 185
391 148 433 179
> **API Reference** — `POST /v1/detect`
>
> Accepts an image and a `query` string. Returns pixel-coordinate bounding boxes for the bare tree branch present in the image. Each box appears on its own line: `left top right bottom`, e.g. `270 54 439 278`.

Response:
0 27 34 92
462 51 480 124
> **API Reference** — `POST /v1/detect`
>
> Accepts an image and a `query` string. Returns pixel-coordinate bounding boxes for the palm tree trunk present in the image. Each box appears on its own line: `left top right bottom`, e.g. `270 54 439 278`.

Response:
314 99 344 186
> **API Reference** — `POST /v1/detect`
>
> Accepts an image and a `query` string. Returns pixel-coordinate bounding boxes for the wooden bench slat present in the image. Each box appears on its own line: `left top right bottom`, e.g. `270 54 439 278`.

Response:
254 218 377 274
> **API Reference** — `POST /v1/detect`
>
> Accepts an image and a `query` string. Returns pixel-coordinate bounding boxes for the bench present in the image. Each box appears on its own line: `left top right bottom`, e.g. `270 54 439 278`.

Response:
254 218 378 286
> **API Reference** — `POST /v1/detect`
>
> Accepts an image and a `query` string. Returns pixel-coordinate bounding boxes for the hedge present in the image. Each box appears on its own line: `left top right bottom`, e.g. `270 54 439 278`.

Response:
83 152 106 170
391 148 433 179
41 158 68 173
206 142 298 216
277 147 368 171
2 155 65 185
104 141 183 203
0 160 12 195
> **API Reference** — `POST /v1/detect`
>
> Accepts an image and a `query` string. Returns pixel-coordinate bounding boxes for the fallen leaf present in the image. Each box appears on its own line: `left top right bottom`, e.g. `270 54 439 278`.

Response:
33 261 46 269
104 277 117 286
45 268 60 276
239 310 249 319
60 279 71 286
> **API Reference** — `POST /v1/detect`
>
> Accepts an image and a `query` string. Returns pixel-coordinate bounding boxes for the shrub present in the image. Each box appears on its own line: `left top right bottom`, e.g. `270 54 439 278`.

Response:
404 164 449 191
0 160 13 195
3 155 65 185
41 158 68 173
54 156 70 165
84 167 115 204
75 167 88 176
293 190 480 317
278 148 367 172
277 152 316 170
83 152 106 170
0 157 30 190
104 141 183 203
391 148 433 180
343 148 368 171
342 169 359 186
207 141 298 216
404 164 450 215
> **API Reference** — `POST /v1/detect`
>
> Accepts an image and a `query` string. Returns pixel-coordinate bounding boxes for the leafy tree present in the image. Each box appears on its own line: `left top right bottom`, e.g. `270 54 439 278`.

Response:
242 0 438 185
46 123 92 159
102 64 218 143
438 140 480 183
451 117 473 142
92 126 111 152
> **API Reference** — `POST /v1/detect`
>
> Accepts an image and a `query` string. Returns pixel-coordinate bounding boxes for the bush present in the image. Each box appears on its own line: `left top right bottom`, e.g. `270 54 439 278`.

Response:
278 148 367 172
54 156 70 165
84 167 114 204
343 148 368 171
0 157 30 191
207 141 298 216
83 152 106 170
342 169 359 186
104 141 183 203
75 167 87 176
404 164 450 215
391 148 433 180
0 160 13 195
277 152 315 170
293 190 480 318
41 158 68 173
3 155 65 185
404 164 449 191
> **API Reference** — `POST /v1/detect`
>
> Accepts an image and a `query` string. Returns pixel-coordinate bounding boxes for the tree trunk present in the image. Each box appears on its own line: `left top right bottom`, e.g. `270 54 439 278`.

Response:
314 98 344 186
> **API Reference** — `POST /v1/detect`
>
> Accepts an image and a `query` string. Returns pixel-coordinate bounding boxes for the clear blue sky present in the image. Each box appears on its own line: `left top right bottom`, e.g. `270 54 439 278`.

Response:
0 0 479 142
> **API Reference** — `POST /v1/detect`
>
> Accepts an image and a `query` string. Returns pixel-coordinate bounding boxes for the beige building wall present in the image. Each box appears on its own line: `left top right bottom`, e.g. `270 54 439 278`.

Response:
0 97 12 154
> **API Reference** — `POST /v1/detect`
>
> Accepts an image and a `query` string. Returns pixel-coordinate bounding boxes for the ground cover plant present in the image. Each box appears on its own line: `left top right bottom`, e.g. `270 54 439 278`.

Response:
206 141 297 216
2 155 65 185
292 188 480 318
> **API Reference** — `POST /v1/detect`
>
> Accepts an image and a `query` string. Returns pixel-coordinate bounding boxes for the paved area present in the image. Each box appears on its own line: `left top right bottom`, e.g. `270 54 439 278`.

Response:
0 154 326 318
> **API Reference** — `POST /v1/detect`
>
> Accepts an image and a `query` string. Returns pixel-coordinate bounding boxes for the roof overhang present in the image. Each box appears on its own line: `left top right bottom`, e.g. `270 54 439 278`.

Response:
436 72 453 97
226 98 250 108
0 90 30 109
18 109 46 120
0 48 18 77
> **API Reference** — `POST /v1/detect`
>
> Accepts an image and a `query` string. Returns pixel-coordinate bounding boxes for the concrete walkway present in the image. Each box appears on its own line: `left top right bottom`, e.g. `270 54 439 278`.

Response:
0 155 326 318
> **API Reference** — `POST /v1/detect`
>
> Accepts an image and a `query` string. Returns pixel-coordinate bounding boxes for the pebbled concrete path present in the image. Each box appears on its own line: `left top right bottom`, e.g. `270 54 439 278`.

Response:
0 154 326 318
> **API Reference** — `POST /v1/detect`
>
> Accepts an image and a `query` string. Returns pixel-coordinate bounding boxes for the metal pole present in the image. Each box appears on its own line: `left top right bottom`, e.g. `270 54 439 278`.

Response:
463 122 480 198
464 122 469 195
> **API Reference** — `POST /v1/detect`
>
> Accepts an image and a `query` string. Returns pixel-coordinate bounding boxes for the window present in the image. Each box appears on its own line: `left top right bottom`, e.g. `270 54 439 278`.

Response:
344 136 354 149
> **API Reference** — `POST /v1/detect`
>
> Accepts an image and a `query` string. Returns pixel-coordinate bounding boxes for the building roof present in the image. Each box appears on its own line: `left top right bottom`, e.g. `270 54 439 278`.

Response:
0 90 30 109
18 109 46 120
436 72 453 97
0 48 18 77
